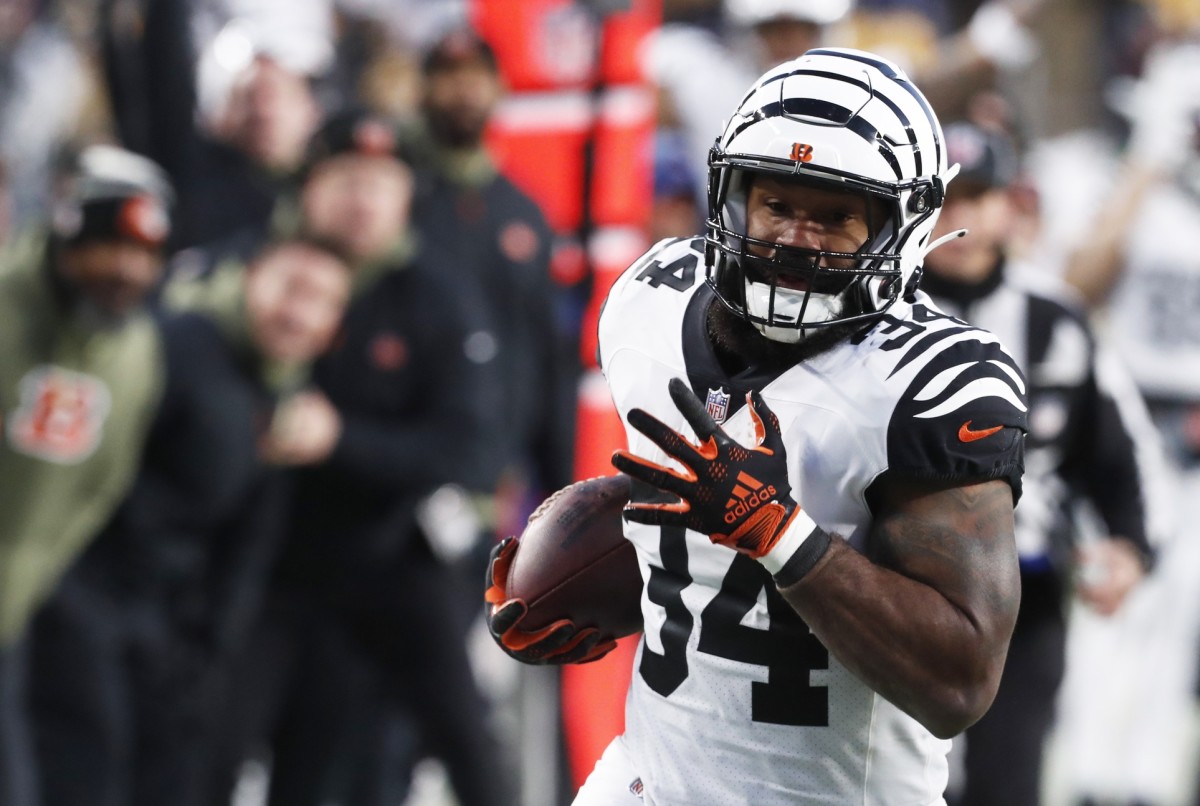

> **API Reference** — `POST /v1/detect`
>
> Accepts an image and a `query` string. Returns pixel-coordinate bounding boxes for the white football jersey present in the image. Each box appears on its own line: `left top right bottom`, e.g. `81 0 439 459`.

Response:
597 237 1027 806
1106 182 1200 401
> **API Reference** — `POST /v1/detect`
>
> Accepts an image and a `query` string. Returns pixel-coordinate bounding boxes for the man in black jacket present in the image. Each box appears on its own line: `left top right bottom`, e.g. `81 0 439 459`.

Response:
412 27 578 522
296 33 578 804
213 108 516 806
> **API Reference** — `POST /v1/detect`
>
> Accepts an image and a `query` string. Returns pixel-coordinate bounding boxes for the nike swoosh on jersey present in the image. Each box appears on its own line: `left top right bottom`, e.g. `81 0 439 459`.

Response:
958 420 1004 443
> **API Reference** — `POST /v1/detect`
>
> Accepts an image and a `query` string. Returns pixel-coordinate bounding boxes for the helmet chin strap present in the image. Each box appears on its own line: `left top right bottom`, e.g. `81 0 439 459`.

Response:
900 228 967 301
744 279 841 343
752 322 806 344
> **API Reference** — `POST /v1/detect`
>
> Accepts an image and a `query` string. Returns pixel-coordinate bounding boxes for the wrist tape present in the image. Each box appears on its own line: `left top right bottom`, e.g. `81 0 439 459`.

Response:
762 508 832 587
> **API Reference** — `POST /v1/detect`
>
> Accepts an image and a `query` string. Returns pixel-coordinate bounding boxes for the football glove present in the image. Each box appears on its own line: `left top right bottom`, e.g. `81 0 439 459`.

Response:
483 537 617 665
612 377 821 574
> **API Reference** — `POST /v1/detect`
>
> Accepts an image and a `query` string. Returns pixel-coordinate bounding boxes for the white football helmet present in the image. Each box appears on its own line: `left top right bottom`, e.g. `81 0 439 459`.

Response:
705 48 953 343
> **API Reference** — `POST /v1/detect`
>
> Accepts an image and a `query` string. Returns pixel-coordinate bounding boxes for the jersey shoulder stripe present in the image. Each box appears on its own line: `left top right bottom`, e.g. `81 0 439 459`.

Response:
861 299 1029 496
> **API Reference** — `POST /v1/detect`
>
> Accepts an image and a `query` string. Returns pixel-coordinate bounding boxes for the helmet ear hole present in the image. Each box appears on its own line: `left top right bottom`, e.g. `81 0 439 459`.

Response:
907 187 932 215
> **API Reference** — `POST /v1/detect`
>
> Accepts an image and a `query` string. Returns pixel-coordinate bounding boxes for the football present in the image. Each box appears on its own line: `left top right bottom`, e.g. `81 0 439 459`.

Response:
507 475 643 638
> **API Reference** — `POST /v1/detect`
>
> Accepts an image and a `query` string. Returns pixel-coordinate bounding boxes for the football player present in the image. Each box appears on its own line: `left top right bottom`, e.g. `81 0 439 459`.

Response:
488 48 1027 804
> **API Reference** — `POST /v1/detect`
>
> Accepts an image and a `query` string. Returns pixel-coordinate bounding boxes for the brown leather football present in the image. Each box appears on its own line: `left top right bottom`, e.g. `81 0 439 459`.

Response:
507 475 643 638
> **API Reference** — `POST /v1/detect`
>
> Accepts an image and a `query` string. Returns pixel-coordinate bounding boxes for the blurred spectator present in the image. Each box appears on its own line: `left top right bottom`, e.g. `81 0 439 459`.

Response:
1063 37 1200 327
298 109 418 276
1062 36 1200 475
332 0 470 51
207 57 323 179
298 28 579 803
101 0 197 196
28 234 352 806
0 0 95 231
0 144 172 806
644 0 1048 206
858 0 950 30
724 0 854 69
1059 42 1200 801
102 0 329 253
186 53 323 251
410 25 575 530
639 6 762 208
167 106 418 299
202 107 515 806
316 0 479 125
649 129 702 241
922 121 1166 806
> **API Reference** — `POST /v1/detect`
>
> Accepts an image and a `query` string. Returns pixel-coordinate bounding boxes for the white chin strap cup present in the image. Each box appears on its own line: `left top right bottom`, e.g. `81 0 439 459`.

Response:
745 280 840 343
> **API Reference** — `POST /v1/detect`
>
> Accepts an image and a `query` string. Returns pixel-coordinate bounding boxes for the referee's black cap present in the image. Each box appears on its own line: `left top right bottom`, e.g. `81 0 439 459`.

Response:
944 121 1019 192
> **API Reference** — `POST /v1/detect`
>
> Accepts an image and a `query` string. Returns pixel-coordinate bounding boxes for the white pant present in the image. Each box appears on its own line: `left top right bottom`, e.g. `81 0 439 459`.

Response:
571 733 953 805
572 735 645 805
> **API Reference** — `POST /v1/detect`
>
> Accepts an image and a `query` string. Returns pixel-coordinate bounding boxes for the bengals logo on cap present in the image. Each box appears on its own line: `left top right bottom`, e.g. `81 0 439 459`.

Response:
117 194 170 246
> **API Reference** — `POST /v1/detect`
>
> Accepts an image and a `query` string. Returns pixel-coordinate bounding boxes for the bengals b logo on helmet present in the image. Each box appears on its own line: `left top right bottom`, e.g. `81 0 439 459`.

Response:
790 143 814 163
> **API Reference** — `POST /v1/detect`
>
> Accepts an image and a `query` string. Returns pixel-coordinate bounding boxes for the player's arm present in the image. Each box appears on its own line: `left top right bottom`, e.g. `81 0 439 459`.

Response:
613 377 1021 738
778 475 1019 739
1063 45 1191 309
1063 348 1159 613
1061 161 1158 307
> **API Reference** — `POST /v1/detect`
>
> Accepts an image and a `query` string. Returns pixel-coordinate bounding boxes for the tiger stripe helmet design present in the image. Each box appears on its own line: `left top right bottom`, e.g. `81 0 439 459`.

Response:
705 48 955 343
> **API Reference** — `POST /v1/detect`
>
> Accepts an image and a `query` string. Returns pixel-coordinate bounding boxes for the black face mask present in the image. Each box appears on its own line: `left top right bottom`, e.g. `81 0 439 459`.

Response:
739 248 860 297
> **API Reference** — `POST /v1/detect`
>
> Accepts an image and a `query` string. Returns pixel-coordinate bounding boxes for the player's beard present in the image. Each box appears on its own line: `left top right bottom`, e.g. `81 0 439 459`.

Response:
705 292 870 373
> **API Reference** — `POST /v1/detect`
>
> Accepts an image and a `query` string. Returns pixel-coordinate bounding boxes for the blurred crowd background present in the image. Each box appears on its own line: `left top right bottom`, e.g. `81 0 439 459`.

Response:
4 0 1200 805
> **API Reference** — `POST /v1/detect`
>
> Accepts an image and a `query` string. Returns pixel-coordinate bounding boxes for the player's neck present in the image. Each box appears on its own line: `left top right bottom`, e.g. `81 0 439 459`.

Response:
705 299 851 375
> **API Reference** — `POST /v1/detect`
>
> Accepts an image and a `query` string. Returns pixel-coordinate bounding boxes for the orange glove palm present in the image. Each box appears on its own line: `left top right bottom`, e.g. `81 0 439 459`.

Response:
483 537 617 665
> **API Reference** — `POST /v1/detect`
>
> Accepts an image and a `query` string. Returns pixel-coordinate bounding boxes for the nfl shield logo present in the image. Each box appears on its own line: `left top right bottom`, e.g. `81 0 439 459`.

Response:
705 387 731 424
